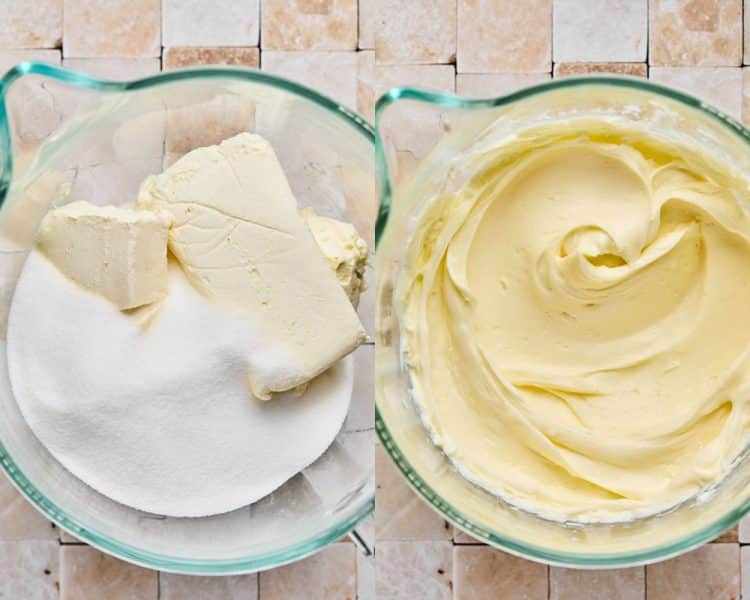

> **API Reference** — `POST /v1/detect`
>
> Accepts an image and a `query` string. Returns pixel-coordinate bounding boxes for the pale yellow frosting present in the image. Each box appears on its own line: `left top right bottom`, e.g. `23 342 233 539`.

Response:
397 120 750 522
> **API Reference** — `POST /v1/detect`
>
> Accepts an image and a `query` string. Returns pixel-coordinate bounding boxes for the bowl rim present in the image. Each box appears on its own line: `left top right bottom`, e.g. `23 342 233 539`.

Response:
374 74 750 568
0 62 375 574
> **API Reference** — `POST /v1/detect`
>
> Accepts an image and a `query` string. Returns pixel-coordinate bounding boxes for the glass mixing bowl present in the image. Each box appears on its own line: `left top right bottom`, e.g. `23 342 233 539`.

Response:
0 62 375 573
375 76 750 567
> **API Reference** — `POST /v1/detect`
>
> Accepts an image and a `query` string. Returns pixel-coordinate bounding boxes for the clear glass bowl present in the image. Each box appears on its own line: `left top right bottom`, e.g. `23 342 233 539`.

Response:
375 76 750 567
0 62 375 573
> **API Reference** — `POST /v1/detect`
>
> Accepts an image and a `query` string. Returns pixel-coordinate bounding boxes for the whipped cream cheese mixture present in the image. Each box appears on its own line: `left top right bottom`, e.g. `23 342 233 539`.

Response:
7 132 368 517
397 119 750 522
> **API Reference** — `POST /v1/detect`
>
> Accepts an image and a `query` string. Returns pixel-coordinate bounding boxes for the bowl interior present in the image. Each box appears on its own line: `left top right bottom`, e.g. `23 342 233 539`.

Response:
0 64 375 573
374 77 750 567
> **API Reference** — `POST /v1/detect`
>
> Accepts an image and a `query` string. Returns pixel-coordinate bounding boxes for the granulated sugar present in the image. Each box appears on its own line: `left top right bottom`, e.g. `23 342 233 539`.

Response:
7 250 353 517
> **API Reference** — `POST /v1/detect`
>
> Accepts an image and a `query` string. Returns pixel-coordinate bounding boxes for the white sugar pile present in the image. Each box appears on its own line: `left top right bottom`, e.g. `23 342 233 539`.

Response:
6 250 353 517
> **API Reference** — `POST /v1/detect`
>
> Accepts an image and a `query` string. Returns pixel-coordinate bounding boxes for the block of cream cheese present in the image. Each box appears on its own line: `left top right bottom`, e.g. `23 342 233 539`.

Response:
137 132 367 400
36 201 171 310
301 208 368 308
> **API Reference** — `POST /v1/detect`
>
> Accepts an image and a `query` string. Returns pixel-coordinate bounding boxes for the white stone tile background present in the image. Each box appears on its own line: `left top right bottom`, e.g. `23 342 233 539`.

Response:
1 0 750 598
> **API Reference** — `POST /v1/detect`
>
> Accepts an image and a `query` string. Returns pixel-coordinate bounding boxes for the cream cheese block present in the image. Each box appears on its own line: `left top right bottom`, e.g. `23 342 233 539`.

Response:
36 201 171 310
301 208 368 308
137 132 366 400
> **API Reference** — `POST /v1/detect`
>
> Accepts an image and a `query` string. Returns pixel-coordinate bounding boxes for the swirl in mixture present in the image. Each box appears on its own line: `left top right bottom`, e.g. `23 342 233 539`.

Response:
397 120 750 522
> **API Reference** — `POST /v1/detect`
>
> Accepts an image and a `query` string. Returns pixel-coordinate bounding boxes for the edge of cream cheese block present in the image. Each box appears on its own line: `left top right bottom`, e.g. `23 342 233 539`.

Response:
36 201 171 310
301 208 368 309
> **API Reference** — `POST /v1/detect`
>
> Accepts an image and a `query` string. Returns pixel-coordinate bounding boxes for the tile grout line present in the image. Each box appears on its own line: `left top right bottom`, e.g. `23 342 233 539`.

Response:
549 0 554 73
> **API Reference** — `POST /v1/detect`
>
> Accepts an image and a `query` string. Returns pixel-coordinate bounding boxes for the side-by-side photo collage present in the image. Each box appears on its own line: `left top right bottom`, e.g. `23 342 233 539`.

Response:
1 1 750 598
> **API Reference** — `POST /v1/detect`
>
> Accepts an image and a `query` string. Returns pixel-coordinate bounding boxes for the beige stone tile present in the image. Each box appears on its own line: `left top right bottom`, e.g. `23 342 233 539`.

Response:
261 50 357 109
0 50 62 150
742 68 750 127
740 513 750 542
550 566 644 600
650 67 743 119
160 573 258 600
357 552 375 600
356 51 377 120
0 473 57 541
553 0 646 62
343 343 374 432
457 0 551 73
356 53 455 159
163 47 259 70
62 58 160 80
60 546 158 600
0 0 62 49
377 541 452 600
358 0 375 49
554 62 647 78
0 541 59 600
454 545 547 599
650 0 741 66
376 444 452 541
646 543 739 600
259 543 355 599
261 0 357 51
742 546 750 599
712 524 739 543
0 49 61 73
456 73 550 97
46 59 162 180
453 528 485 544
63 0 160 58
745 0 750 65
162 0 259 47
375 0 456 65
164 90 255 161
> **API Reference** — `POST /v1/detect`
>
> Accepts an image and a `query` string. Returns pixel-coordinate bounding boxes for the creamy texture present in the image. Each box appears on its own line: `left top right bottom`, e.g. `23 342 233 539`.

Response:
301 208 368 308
37 201 171 310
137 132 366 400
398 120 750 522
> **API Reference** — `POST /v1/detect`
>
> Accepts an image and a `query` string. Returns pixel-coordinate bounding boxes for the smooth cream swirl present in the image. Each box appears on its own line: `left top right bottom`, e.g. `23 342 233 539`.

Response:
398 121 750 522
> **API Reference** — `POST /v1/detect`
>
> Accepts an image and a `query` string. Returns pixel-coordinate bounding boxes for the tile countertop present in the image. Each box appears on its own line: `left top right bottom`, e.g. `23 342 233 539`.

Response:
1 0 750 599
